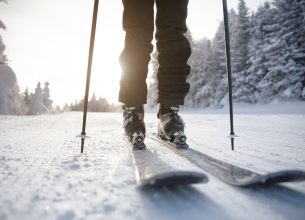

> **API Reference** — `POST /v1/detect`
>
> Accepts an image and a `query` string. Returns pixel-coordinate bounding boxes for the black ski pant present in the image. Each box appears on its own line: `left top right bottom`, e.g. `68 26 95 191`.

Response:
119 0 191 106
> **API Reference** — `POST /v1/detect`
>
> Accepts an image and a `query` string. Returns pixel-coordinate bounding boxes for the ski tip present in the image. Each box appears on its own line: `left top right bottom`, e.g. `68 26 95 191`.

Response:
140 171 208 187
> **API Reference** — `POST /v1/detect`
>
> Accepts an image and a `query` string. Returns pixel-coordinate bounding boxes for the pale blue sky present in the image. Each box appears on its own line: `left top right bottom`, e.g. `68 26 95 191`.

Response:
0 0 266 106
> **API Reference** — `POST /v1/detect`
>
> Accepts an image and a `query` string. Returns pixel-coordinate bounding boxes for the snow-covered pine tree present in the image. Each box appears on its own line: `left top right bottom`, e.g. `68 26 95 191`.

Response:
23 88 31 114
0 65 17 114
185 30 201 106
231 0 252 103
236 2 276 103
251 0 305 102
96 97 111 112
234 0 251 73
187 39 214 107
0 19 20 115
30 82 45 114
270 0 305 100
228 9 238 75
189 23 224 108
42 82 52 111
211 21 229 107
89 92 98 112
186 9 239 108
194 21 228 108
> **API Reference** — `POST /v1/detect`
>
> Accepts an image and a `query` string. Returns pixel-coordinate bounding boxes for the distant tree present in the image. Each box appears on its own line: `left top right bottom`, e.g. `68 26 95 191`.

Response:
30 82 45 114
62 104 70 112
0 65 17 114
42 82 52 111
68 94 119 112
22 88 31 114
185 37 213 107
89 92 98 112
228 9 238 75
232 0 256 103
234 0 251 73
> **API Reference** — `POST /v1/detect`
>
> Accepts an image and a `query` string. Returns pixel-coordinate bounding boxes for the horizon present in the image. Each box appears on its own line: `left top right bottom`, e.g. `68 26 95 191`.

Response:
0 0 265 107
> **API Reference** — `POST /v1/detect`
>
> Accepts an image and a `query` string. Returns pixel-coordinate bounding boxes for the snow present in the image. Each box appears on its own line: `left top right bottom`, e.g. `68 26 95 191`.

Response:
1 102 305 220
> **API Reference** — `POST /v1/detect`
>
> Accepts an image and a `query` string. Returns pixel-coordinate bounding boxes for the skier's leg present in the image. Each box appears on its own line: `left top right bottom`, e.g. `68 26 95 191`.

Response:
119 0 155 106
155 0 191 106
155 0 190 147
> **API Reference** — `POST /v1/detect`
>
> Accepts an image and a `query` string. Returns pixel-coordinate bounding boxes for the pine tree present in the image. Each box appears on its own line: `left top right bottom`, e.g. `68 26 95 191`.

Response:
0 19 19 114
42 82 52 111
189 21 228 107
235 0 251 73
246 0 305 103
210 21 227 107
228 9 238 75
184 30 199 106
188 39 214 107
89 92 98 112
30 82 44 114
270 0 305 100
23 88 31 114
231 0 253 103
234 2 274 103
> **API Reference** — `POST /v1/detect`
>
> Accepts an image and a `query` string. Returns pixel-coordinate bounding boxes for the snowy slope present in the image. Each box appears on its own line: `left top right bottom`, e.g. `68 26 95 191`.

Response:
1 104 305 220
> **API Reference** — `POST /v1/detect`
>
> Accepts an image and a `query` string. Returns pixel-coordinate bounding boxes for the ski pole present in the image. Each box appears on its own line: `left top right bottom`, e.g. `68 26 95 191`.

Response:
79 0 99 153
222 0 237 150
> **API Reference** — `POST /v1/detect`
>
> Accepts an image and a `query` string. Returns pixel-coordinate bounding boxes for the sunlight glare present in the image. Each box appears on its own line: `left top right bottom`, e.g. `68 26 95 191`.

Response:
90 1 124 104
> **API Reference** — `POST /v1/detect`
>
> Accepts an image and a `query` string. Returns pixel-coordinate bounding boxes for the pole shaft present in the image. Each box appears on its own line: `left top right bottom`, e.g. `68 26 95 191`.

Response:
222 0 235 150
80 0 99 153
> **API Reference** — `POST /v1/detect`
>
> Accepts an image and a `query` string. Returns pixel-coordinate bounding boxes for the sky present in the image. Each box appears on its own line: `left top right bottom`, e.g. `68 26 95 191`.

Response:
0 0 266 106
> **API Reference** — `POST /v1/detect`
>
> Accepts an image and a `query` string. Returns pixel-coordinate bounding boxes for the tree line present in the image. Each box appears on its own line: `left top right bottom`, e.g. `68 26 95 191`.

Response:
66 93 120 112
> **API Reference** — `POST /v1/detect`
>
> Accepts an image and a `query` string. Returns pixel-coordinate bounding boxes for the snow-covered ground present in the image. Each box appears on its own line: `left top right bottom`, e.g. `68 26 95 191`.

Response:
1 102 305 220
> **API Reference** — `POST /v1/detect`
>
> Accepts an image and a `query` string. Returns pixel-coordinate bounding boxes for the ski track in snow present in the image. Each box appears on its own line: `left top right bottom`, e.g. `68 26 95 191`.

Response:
0 109 305 220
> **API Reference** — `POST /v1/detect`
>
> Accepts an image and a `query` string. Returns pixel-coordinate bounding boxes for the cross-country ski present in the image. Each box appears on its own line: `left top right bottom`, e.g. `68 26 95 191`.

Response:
128 142 208 187
151 134 305 186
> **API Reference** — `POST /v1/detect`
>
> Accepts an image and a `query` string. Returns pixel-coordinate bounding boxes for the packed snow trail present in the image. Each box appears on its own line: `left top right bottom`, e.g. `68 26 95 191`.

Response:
0 109 305 220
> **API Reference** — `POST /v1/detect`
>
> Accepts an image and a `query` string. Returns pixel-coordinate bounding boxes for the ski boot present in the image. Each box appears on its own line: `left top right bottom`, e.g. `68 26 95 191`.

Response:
157 105 188 149
123 105 146 150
